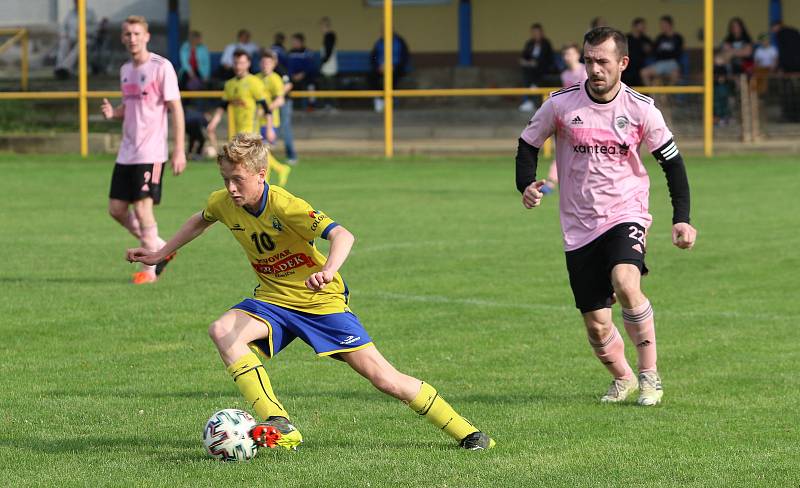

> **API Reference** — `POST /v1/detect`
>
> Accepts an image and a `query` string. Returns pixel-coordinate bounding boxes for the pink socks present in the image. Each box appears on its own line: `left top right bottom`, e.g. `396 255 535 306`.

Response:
622 299 657 373
589 326 634 380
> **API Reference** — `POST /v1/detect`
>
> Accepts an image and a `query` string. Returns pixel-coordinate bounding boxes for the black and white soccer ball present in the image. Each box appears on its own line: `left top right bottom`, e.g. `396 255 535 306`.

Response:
203 409 258 461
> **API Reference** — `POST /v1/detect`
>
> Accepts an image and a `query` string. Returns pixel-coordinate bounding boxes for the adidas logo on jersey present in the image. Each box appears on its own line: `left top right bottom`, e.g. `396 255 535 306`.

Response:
571 116 583 125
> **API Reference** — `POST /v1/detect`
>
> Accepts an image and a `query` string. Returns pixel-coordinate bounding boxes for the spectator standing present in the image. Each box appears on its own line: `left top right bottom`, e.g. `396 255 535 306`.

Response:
218 30 260 80
274 51 298 164
518 23 555 112
319 17 339 110
771 20 800 73
369 29 410 113
623 17 652 87
55 0 97 79
641 15 683 86
179 30 210 90
287 33 317 110
271 32 289 68
771 20 800 121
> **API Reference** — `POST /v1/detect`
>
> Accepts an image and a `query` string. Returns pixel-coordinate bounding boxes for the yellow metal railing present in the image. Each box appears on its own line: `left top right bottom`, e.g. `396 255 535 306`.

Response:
0 0 714 158
0 28 29 90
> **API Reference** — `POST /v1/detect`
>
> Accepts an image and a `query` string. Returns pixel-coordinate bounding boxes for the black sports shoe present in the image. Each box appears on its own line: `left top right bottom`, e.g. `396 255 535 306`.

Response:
154 251 176 277
459 431 495 450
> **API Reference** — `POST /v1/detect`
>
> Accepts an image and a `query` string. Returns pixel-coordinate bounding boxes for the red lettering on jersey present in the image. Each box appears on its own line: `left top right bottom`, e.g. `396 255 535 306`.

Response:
251 253 316 274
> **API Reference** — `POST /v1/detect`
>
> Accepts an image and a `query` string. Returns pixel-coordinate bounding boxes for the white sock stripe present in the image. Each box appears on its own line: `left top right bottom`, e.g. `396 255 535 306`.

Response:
664 150 680 161
663 142 676 152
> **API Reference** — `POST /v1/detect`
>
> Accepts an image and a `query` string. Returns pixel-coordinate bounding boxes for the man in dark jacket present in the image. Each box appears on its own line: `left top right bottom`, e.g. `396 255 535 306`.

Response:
519 23 555 112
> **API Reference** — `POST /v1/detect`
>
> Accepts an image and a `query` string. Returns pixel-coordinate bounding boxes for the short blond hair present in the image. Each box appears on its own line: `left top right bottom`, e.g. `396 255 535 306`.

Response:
123 15 149 32
218 133 268 173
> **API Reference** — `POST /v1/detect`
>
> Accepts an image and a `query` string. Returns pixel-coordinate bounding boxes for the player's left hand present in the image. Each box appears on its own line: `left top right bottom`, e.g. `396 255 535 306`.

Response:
171 150 187 176
126 247 161 266
522 179 547 209
672 222 697 250
305 270 334 291
267 127 277 144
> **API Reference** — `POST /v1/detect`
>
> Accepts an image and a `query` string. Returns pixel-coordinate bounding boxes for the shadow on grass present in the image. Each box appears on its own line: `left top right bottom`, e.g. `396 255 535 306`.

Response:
0 435 199 455
0 276 124 285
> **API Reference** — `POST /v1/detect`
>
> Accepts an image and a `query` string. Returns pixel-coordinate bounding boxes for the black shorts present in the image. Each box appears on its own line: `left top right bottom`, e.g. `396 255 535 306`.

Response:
565 222 650 314
109 162 165 204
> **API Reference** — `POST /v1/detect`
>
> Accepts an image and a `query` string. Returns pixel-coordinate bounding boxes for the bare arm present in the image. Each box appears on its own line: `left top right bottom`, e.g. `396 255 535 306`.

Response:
127 212 213 265
269 94 285 111
305 225 355 291
101 98 125 120
167 99 186 175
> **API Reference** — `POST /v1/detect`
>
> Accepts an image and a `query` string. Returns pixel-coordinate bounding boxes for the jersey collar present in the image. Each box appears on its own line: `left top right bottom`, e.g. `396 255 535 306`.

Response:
583 80 622 105
245 183 269 218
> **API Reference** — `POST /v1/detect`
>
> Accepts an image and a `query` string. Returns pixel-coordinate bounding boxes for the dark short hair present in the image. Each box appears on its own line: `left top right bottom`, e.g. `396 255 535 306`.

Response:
531 23 542 31
232 49 249 59
274 32 285 44
660 15 674 26
632 17 645 26
261 48 277 60
292 32 305 43
237 29 250 38
584 26 629 58
562 43 580 54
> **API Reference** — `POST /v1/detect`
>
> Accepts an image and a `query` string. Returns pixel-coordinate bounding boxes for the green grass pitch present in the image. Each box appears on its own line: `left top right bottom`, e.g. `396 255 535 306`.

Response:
0 153 797 487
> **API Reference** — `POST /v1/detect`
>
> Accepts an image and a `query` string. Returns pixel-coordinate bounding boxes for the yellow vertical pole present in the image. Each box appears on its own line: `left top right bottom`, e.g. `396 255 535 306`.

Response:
703 0 713 157
383 0 394 158
78 0 89 157
542 92 552 158
20 29 29 91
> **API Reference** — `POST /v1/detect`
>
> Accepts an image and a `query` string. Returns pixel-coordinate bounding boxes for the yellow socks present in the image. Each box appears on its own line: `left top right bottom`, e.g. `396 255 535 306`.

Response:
268 153 291 187
408 382 478 442
226 352 289 420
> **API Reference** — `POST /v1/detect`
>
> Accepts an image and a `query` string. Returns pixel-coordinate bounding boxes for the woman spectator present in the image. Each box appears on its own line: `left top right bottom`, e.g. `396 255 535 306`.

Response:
179 31 210 90
720 17 753 75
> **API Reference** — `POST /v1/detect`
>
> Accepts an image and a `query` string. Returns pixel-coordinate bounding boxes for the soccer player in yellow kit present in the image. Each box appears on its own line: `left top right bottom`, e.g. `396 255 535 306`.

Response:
207 50 291 186
126 133 494 451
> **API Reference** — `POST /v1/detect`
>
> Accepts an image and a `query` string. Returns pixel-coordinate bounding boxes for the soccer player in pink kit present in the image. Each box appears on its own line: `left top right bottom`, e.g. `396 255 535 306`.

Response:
516 27 697 406
101 15 186 285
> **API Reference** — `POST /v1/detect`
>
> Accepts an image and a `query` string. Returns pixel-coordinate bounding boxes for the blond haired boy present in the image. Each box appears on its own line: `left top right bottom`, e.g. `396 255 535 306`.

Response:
127 133 494 450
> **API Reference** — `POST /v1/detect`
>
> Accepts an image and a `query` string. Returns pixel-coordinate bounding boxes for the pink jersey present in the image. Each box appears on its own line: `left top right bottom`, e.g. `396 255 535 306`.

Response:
117 52 180 165
560 65 587 88
521 82 673 251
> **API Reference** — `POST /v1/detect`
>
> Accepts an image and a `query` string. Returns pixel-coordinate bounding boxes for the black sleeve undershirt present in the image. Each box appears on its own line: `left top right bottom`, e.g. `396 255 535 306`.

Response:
258 100 271 114
515 138 539 193
652 139 691 224
218 100 229 110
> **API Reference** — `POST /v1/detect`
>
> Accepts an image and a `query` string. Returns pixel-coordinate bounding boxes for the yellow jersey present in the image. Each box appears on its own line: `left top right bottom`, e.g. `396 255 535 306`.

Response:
202 185 350 314
258 71 284 128
223 74 266 139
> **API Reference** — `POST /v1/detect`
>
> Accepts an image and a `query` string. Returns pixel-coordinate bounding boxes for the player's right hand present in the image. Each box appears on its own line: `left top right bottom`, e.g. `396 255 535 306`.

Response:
522 179 547 209
126 247 161 266
101 98 114 120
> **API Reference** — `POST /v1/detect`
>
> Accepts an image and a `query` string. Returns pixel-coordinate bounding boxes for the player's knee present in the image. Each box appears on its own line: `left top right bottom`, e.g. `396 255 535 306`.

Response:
108 205 126 222
208 319 232 346
585 320 612 343
614 281 642 307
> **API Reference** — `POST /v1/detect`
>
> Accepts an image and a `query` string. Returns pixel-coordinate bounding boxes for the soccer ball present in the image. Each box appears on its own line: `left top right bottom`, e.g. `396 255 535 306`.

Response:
204 145 218 159
203 409 259 461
